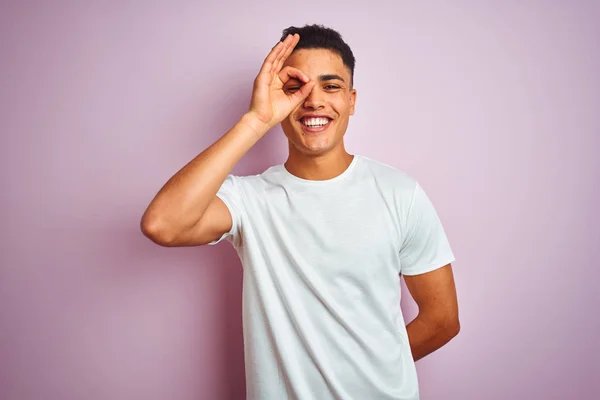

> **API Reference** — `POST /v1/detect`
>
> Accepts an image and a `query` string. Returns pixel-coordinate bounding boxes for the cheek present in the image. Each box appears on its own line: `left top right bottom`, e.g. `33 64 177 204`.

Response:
285 106 302 125
280 118 299 140
333 100 352 116
331 92 352 113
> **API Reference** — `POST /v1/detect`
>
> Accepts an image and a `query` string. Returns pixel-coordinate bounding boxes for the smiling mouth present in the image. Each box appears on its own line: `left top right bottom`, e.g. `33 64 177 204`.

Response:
300 116 332 132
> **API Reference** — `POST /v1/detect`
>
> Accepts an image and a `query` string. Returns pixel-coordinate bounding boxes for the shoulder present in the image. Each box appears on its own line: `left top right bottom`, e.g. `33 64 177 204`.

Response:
355 155 418 194
224 164 286 191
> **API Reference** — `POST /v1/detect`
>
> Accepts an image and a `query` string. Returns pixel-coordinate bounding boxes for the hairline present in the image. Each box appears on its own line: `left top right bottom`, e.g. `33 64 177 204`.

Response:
290 47 354 87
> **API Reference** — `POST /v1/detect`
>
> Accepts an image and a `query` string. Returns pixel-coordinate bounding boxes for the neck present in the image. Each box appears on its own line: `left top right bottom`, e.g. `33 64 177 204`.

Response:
284 145 354 181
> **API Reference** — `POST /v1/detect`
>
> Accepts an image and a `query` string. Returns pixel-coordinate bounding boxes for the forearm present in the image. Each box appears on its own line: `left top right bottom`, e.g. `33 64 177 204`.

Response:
406 313 460 362
141 113 267 235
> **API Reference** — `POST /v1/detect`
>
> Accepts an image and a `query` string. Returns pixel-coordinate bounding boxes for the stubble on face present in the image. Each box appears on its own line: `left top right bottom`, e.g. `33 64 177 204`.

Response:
280 49 356 158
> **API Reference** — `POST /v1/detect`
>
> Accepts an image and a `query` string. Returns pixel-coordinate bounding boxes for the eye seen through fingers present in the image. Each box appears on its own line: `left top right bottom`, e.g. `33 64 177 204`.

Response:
283 79 302 94
284 82 342 94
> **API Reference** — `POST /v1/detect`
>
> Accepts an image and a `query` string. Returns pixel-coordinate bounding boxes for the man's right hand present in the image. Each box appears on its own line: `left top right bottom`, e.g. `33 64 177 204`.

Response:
246 33 316 135
141 34 315 247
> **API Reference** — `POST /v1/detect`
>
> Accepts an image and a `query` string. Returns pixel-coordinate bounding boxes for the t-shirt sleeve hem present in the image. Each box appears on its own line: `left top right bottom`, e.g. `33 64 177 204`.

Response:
207 192 237 246
401 256 455 276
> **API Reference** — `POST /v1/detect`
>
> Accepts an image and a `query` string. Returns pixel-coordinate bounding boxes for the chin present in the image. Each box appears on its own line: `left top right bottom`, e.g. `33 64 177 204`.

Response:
282 120 344 156
292 135 342 157
297 145 332 156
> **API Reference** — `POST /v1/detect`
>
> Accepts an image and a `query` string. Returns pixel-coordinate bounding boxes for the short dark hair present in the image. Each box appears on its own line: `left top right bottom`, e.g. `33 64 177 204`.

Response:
280 24 356 85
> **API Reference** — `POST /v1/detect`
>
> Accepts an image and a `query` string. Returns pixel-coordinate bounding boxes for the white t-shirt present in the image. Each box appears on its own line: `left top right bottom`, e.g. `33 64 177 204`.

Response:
210 155 455 400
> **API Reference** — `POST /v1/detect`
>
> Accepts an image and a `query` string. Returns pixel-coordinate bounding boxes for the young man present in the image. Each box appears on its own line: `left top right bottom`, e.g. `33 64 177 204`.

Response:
141 25 459 400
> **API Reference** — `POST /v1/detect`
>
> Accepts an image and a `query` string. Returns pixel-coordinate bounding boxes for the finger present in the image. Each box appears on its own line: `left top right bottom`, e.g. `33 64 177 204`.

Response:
289 80 317 104
270 34 294 74
278 66 310 85
274 34 299 74
257 39 286 79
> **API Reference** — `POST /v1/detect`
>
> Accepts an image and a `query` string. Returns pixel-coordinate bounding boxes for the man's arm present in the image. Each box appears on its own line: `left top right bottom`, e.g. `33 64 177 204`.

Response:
140 119 259 247
140 33 315 247
403 263 460 361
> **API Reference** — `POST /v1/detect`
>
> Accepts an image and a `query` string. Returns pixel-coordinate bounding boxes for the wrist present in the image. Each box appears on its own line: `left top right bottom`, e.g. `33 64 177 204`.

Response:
239 112 271 140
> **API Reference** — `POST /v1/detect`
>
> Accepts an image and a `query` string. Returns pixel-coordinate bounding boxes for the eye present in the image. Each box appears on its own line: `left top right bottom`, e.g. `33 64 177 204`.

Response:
324 85 341 91
285 86 301 93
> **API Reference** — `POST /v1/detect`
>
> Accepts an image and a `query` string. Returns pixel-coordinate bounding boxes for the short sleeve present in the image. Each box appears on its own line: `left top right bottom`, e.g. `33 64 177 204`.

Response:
208 175 244 247
399 181 455 275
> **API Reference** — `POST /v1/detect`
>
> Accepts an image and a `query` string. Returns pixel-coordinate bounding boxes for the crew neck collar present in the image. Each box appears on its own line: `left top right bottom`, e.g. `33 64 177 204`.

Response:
279 155 360 185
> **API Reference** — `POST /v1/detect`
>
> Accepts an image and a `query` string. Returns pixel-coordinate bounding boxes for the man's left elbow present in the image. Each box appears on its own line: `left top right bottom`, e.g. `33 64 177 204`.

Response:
442 317 460 339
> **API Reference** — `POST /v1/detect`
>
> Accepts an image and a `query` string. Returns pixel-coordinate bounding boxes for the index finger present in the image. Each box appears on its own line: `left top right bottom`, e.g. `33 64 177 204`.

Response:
257 38 287 77
274 34 300 73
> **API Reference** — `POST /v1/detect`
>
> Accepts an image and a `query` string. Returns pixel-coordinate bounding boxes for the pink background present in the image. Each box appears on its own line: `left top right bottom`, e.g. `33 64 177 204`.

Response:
1 1 599 399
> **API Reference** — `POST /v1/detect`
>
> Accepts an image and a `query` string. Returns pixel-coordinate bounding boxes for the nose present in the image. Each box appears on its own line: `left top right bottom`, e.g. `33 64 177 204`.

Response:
302 86 325 110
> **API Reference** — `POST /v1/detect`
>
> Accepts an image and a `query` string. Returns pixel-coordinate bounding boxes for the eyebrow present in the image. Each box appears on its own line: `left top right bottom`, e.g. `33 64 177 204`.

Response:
319 74 345 83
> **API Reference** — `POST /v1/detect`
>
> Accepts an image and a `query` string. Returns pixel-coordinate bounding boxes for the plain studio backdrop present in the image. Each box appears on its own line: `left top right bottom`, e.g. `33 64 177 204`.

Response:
1 1 598 399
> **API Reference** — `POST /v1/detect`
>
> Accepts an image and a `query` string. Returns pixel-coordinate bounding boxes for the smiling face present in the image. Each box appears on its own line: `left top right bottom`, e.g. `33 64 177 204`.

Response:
280 48 357 157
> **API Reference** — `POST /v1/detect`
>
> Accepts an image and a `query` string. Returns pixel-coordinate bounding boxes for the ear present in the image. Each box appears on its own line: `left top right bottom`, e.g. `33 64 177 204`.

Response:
349 88 357 116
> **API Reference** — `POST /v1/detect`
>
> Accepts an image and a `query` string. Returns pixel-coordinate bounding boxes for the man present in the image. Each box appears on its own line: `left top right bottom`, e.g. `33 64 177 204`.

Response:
141 24 459 400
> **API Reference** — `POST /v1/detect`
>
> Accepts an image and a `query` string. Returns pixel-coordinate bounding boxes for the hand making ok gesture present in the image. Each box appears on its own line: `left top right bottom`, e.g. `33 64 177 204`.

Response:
247 33 316 133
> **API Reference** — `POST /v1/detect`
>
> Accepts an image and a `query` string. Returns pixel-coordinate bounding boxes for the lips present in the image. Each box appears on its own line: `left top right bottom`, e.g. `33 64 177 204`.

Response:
298 115 333 133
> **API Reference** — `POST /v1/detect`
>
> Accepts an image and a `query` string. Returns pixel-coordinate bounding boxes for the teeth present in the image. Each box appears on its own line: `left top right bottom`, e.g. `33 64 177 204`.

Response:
303 117 329 127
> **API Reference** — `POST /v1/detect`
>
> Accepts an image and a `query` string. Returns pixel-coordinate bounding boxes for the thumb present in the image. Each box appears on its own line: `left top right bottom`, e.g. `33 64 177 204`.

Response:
278 66 310 85
289 80 317 105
